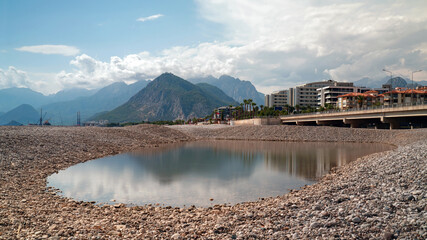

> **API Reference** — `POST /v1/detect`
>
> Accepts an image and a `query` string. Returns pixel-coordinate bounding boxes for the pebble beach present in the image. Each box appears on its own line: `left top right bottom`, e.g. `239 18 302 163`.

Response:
0 124 426 239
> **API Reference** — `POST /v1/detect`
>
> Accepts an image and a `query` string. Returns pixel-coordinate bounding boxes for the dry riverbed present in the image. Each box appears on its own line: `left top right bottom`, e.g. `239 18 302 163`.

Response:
0 124 426 239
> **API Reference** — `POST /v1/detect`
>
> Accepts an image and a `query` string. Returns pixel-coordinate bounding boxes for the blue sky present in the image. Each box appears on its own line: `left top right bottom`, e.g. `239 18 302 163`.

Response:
1 0 427 94
0 0 223 72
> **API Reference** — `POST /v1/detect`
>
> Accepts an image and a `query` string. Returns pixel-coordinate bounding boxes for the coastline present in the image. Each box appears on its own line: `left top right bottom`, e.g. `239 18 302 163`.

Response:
0 125 426 239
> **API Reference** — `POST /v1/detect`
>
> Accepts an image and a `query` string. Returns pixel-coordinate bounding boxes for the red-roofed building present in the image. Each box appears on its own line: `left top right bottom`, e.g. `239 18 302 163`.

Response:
337 92 382 110
383 88 427 106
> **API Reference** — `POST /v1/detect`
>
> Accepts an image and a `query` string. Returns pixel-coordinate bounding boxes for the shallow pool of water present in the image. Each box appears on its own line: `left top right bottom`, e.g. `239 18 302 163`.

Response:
47 140 393 207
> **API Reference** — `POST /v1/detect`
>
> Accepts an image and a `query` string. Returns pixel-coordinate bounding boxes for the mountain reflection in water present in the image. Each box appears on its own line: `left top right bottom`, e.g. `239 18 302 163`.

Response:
47 140 393 207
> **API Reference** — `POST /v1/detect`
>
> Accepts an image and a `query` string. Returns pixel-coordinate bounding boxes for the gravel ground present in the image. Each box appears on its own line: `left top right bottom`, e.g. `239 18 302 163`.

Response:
0 124 426 239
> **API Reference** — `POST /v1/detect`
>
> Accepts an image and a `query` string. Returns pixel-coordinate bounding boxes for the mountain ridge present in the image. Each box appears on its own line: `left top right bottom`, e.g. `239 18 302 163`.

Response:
42 80 150 125
188 75 265 105
354 76 427 89
92 73 238 122
0 104 39 125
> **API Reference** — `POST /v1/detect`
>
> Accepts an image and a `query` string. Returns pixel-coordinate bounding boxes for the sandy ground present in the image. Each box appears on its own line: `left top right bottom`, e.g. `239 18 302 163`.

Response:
0 124 426 239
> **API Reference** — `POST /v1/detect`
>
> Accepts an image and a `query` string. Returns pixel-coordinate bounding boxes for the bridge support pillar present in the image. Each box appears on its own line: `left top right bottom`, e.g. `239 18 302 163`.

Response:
343 119 361 128
381 117 400 130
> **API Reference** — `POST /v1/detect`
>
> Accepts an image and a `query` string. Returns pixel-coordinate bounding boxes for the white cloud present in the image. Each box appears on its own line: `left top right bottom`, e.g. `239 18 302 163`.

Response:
6 1 427 94
0 66 30 89
193 0 427 88
15 45 80 56
136 14 163 22
59 0 427 93
0 66 60 94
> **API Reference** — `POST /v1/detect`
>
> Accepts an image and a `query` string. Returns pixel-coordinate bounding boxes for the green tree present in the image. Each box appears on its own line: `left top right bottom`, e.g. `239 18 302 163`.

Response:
251 102 256 117
295 104 301 114
357 95 365 109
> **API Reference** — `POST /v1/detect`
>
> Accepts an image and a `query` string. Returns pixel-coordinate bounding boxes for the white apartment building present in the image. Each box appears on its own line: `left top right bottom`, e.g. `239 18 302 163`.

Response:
289 80 338 108
266 79 388 109
265 90 290 108
317 83 389 107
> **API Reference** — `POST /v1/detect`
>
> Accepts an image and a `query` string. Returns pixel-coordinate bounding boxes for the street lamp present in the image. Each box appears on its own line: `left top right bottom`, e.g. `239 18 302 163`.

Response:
383 69 393 106
412 70 422 89
411 70 422 105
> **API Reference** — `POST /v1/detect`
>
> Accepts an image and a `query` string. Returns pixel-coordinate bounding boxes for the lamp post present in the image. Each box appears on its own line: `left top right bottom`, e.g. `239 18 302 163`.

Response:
411 70 422 105
383 69 393 106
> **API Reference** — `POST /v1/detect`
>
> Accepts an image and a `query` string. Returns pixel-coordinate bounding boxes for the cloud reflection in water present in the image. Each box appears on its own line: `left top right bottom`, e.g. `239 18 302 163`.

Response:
47 141 393 207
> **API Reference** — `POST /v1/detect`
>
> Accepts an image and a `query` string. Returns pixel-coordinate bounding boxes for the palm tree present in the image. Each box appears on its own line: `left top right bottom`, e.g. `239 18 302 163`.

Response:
243 99 249 118
253 106 259 116
251 102 256 117
357 95 365 109
248 99 253 113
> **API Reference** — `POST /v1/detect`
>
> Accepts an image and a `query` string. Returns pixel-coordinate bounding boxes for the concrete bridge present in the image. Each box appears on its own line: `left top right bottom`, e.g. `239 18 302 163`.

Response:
280 104 427 129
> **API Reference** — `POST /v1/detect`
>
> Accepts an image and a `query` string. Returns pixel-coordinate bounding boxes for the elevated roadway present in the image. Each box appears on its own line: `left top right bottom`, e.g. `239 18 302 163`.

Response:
280 104 427 129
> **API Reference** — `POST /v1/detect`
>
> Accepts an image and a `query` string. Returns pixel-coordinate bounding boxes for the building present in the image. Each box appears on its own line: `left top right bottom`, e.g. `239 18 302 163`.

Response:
383 87 427 106
337 91 383 110
267 79 398 110
290 80 337 108
265 90 290 109
213 106 236 121
83 120 109 127
317 82 389 108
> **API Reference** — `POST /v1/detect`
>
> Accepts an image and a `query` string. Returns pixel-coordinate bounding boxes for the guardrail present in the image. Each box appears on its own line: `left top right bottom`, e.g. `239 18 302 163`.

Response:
280 101 427 118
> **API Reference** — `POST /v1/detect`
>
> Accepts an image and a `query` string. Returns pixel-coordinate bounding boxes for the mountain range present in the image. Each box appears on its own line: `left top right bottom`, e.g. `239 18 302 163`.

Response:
0 74 264 125
42 80 149 125
354 76 427 89
93 73 238 122
0 87 98 113
188 75 265 105
0 104 39 125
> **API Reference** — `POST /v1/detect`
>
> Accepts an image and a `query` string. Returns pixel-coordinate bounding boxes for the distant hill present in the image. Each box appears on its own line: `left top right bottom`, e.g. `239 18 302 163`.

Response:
0 87 102 113
48 88 98 102
353 77 383 88
354 76 427 89
42 80 150 125
3 120 23 126
0 104 39 125
0 88 50 113
93 73 238 122
188 75 265 105
385 77 407 88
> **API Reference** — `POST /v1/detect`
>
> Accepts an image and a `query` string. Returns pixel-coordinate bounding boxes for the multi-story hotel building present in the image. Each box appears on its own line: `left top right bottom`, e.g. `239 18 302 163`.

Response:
383 87 427 106
266 80 391 109
289 80 337 108
317 83 388 107
265 90 290 109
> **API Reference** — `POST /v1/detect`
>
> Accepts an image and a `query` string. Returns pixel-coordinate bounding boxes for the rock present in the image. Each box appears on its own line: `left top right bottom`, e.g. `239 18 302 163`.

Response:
352 217 362 223
320 211 329 218
383 232 394 240
48 224 58 231
115 225 126 230
171 233 181 239
310 222 321 228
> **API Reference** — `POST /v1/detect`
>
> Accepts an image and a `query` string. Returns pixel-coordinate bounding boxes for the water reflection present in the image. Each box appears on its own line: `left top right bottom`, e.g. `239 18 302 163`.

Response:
47 140 393 207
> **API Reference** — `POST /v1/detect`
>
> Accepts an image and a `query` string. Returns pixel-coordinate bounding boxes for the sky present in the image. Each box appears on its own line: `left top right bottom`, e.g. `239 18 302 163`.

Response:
1 0 427 95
